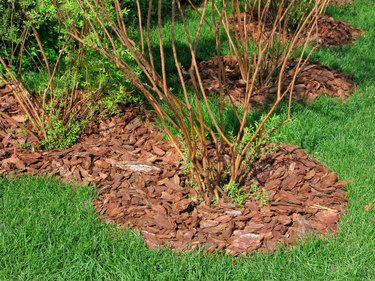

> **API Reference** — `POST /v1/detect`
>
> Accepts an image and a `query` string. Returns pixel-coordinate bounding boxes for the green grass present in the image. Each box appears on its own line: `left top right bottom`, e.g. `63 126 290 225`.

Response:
1 0 375 280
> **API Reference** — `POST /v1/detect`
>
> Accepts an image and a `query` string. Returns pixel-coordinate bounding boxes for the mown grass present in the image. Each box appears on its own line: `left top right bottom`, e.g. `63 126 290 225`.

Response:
1 0 375 280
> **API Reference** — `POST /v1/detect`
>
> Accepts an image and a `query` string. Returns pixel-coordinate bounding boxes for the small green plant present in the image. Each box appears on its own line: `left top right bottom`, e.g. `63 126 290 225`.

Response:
265 0 315 31
249 184 268 207
41 114 89 150
178 134 201 175
99 86 140 115
224 181 247 206
17 141 33 150
288 0 314 31
223 181 269 207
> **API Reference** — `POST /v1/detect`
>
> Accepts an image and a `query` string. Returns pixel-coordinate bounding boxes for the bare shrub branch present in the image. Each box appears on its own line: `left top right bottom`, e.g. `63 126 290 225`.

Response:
61 0 328 204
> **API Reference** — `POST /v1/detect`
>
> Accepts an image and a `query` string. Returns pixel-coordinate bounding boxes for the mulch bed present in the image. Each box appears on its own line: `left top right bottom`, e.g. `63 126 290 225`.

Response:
229 13 362 47
330 0 354 6
197 56 355 106
314 15 362 46
95 140 348 254
1 84 348 254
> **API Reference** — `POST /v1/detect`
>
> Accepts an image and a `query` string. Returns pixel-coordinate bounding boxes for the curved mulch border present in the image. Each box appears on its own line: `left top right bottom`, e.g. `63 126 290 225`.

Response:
197 56 355 106
0 99 348 254
284 60 355 103
95 139 348 255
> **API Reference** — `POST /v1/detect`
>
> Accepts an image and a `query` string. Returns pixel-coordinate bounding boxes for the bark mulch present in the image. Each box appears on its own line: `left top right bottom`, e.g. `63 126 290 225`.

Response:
0 82 38 147
229 13 362 47
314 15 362 47
197 56 355 106
95 141 348 254
0 88 348 254
330 0 354 6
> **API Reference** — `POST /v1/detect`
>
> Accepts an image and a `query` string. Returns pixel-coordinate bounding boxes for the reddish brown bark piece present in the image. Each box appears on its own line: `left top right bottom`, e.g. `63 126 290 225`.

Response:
281 175 300 190
152 145 165 156
245 222 265 233
230 233 264 252
1 156 26 171
154 213 176 230
200 220 219 228
278 215 293 226
315 210 339 225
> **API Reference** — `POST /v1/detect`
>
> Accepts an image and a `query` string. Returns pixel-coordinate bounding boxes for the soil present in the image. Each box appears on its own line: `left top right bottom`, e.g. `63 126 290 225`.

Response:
197 57 355 106
1 84 348 254
230 13 362 47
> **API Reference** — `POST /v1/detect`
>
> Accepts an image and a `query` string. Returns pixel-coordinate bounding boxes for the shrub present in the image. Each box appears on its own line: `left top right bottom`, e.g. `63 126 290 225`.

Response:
0 0 141 149
65 0 328 204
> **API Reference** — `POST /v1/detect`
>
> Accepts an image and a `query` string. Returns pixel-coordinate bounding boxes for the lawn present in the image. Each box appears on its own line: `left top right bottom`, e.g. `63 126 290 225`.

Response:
1 1 375 280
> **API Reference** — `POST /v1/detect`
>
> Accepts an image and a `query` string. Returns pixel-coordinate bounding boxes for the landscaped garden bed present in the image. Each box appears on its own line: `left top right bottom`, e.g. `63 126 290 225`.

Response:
0 86 348 254
0 0 364 257
2 0 375 279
